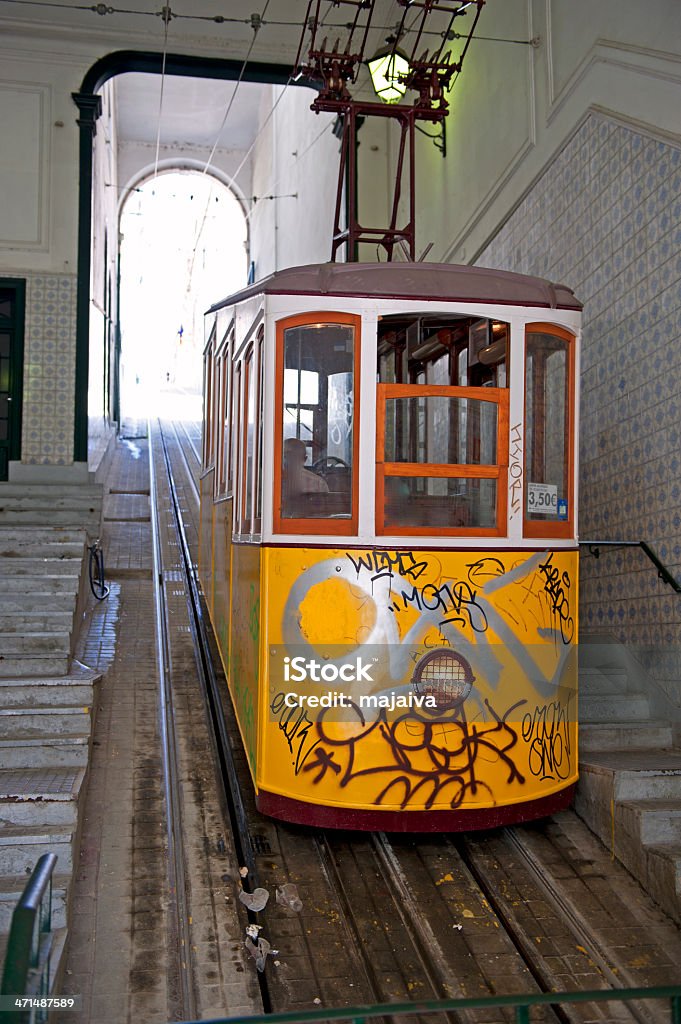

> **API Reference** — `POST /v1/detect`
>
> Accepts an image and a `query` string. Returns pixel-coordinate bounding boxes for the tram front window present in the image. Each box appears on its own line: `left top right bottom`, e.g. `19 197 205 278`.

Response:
280 322 354 520
376 314 509 536
525 327 573 525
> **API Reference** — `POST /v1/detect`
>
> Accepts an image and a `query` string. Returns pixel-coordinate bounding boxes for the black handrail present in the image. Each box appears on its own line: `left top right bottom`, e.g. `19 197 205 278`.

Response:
580 540 681 593
1 853 58 1021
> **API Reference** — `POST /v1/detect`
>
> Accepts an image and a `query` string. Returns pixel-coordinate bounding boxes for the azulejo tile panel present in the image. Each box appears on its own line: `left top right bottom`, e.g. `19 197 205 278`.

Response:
22 273 77 465
477 112 681 648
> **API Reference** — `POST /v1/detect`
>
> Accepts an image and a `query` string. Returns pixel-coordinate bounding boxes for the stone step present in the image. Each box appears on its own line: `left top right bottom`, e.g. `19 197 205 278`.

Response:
0 510 101 529
579 692 651 722
0 655 70 678
1 557 81 577
619 797 681 845
0 483 102 496
0 540 85 559
0 675 98 708
0 613 74 633
0 875 69 931
0 827 74 875
0 767 86 829
576 748 681 924
0 526 85 542
0 593 79 611
0 494 101 511
0 736 90 770
0 633 71 655
580 722 674 752
579 666 626 696
0 707 91 740
0 577 79 595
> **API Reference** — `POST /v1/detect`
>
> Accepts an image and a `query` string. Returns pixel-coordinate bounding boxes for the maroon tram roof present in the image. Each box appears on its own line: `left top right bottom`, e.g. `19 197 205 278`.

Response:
208 262 582 313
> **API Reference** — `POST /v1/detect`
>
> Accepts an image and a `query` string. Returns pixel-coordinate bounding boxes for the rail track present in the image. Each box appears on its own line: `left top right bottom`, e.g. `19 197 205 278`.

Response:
151 412 681 1024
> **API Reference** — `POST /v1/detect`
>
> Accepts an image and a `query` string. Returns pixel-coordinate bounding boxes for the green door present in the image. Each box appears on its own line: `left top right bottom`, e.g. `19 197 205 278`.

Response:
0 280 25 481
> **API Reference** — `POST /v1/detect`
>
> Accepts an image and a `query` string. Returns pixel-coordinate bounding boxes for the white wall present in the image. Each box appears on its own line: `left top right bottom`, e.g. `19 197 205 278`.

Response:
412 0 681 264
249 84 339 276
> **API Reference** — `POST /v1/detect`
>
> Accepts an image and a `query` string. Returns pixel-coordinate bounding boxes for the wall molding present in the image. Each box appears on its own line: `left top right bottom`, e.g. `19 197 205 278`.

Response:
0 80 50 252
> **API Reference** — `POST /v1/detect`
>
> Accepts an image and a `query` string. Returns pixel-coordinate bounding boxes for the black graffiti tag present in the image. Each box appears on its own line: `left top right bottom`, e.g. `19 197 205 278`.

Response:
346 549 429 587
537 553 574 644
270 692 322 775
312 697 526 810
521 699 572 781
392 579 489 633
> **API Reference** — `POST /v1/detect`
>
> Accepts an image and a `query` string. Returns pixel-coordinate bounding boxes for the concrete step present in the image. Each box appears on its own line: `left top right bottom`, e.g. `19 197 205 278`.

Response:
0 613 74 633
0 875 69 931
0 826 74 875
0 495 101 511
0 539 85 559
0 767 86 829
579 692 651 722
0 707 92 739
0 675 98 708
0 484 102 499
0 594 79 611
579 665 626 696
0 655 70 678
0 526 85 542
580 722 674 752
619 797 681 845
0 577 79 595
0 736 90 769
576 748 681 923
1 557 81 577
0 633 71 655
0 510 101 529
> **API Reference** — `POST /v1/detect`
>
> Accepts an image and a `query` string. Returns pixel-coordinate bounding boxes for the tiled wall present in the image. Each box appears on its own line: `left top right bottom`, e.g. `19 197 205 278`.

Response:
22 273 76 465
477 113 681 655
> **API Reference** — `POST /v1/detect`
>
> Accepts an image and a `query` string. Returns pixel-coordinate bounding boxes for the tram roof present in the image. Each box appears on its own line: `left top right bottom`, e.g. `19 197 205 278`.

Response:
207 262 582 313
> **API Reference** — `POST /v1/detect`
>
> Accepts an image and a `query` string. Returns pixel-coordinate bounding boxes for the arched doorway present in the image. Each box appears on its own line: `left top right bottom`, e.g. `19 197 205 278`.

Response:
118 169 247 420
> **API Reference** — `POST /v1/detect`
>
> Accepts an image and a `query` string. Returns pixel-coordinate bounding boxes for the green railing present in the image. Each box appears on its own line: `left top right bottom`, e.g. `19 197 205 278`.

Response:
175 985 681 1024
1 853 58 1024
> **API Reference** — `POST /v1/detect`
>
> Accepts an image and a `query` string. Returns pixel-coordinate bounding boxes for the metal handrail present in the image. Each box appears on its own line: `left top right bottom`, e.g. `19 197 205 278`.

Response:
172 984 681 1024
580 539 681 593
1 853 58 1022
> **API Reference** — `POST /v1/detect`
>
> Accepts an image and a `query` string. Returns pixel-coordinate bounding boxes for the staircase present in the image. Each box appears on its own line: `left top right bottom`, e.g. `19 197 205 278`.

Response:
0 483 103 990
577 635 681 924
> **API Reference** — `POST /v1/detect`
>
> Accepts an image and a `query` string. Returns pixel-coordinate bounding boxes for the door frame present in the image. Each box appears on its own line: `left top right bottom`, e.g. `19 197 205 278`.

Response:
0 277 25 481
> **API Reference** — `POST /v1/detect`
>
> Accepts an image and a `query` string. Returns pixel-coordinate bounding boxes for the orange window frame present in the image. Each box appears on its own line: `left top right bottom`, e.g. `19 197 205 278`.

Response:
253 328 264 534
273 311 361 537
523 323 576 540
376 383 509 537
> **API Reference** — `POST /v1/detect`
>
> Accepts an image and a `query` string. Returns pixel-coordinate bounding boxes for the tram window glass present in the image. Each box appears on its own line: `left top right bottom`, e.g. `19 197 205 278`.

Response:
202 328 216 468
376 315 509 536
524 325 574 533
277 320 356 525
253 330 264 534
241 346 255 533
385 396 498 466
232 361 242 531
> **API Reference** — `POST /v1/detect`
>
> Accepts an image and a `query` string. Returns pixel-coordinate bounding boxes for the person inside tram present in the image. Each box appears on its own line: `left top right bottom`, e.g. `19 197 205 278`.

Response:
282 436 329 516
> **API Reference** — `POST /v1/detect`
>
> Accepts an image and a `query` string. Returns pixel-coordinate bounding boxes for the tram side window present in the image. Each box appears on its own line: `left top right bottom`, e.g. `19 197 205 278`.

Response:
277 319 357 527
202 328 216 469
524 326 574 530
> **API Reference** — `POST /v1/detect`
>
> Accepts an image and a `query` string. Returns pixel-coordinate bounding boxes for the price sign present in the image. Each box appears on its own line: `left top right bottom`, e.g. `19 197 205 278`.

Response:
527 482 558 515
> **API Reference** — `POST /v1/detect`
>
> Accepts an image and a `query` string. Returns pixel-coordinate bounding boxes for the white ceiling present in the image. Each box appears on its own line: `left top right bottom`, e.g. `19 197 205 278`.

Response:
114 73 269 152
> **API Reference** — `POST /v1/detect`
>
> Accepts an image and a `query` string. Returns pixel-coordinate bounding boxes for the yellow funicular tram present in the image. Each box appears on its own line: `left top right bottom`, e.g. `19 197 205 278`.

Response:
200 261 581 830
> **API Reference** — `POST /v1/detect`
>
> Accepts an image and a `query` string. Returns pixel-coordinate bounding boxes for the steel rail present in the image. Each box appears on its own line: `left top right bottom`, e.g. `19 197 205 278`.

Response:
155 418 271 1014
503 828 662 1024
147 417 197 1022
454 832 644 1024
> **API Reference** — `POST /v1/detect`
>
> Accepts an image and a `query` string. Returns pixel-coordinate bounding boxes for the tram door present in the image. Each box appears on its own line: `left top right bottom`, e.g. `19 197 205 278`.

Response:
0 280 24 481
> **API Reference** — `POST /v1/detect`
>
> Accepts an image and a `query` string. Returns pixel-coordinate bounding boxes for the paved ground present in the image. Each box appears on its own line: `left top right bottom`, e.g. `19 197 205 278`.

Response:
58 423 259 1024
